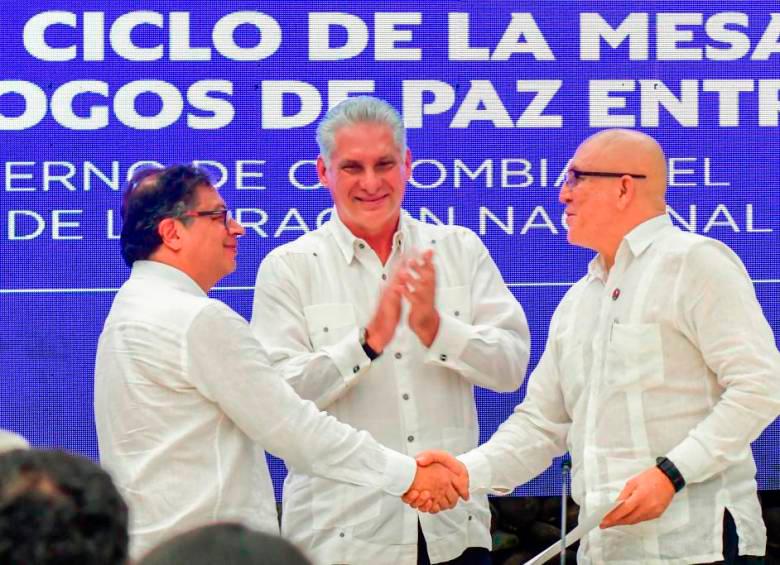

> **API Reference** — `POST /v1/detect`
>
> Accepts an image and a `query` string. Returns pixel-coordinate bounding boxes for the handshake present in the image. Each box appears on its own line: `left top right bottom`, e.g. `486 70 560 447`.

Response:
402 450 470 513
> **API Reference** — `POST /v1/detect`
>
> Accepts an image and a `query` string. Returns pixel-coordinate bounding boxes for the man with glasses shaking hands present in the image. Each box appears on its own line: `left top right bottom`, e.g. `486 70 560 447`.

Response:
94 165 468 560
416 129 780 564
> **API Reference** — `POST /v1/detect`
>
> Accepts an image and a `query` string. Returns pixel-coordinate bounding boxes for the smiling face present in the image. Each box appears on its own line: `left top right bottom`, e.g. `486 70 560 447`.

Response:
558 138 622 253
178 184 244 290
317 121 411 240
558 129 668 265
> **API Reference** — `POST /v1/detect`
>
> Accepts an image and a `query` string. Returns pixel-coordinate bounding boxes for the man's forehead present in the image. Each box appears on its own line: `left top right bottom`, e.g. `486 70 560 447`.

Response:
569 140 599 167
195 184 223 206
332 123 399 153
571 136 623 168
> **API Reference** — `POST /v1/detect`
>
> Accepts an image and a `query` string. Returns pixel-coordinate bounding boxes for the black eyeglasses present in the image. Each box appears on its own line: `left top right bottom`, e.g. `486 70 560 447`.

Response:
564 169 647 188
183 208 233 228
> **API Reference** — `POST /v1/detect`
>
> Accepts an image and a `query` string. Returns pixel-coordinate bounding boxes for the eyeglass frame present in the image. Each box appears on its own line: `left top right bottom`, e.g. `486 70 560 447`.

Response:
182 207 234 229
563 169 647 188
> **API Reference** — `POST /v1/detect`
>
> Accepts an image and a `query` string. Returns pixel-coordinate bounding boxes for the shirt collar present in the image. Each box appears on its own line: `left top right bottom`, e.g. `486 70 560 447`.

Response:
623 213 673 257
326 209 408 264
130 260 207 297
586 214 673 281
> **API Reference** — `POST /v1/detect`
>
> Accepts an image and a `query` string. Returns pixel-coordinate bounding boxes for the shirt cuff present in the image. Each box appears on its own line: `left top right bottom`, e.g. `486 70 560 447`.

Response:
458 450 504 495
321 327 371 388
424 314 471 366
380 449 417 496
665 437 713 485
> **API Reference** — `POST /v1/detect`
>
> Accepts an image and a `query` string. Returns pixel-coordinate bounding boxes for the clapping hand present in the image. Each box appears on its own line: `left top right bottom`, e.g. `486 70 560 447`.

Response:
364 261 407 354
398 249 440 347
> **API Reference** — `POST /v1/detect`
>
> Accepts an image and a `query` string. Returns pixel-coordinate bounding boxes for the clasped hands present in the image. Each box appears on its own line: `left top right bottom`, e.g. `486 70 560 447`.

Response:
365 249 440 353
402 450 470 514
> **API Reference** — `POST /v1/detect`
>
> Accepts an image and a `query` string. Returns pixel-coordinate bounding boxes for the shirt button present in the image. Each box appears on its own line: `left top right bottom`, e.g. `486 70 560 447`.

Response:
323 326 329 332
468 515 473 521
382 273 387 280
394 352 402 359
359 243 366 249
431 239 436 244
439 354 447 362
339 532 345 538
454 310 460 317
313 252 318 257
352 365 360 373
402 393 410 400
407 435 414 443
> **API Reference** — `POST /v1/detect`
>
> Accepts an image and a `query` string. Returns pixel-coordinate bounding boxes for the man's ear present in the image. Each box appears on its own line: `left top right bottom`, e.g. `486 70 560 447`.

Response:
316 155 329 188
157 217 184 251
404 148 412 181
616 176 636 211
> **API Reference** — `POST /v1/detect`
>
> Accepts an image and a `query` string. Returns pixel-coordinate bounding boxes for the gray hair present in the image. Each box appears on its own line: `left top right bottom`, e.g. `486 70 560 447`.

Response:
316 96 406 163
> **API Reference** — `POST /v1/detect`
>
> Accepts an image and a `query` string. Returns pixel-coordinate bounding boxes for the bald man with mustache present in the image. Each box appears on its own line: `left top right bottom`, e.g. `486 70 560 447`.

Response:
414 130 780 564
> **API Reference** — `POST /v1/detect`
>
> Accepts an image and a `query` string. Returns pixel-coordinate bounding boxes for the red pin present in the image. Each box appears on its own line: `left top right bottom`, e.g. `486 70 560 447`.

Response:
612 288 621 301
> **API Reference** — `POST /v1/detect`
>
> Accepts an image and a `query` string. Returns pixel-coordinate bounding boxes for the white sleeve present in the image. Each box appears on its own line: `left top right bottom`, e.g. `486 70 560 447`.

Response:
425 231 531 392
666 241 780 484
187 302 416 496
250 254 372 409
459 306 570 494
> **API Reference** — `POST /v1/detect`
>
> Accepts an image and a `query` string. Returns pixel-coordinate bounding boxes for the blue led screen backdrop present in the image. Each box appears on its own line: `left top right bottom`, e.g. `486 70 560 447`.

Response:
1 1 778 496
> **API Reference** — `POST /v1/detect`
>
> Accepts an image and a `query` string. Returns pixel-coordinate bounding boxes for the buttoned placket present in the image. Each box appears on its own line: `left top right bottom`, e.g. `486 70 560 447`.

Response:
392 236 425 460
354 234 420 457
396 303 422 458
580 251 630 561
377 230 424 543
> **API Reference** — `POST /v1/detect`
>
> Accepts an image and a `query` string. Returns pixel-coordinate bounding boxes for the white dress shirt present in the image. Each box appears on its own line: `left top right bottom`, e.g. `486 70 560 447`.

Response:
460 215 780 564
94 261 416 559
251 211 530 564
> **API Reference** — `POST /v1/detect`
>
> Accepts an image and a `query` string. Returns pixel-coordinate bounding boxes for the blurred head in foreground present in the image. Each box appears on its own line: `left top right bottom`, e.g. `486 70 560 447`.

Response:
138 522 311 565
0 448 128 565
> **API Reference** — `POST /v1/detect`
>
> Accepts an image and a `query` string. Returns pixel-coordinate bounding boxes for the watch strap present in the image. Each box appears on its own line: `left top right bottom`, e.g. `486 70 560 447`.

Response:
359 327 381 361
656 456 685 492
361 340 381 361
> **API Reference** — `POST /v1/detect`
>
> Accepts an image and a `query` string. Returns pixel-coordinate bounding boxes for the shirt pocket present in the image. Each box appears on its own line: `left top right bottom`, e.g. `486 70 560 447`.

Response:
604 323 664 390
437 285 472 324
303 303 357 350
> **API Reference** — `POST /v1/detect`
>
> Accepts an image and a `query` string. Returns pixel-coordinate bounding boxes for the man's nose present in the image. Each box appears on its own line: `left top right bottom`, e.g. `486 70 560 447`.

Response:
361 169 381 192
559 181 572 204
228 217 245 236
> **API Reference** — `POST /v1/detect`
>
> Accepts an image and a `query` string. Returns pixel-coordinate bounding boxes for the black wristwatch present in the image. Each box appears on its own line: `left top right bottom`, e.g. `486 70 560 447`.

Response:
656 457 686 492
359 327 381 361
